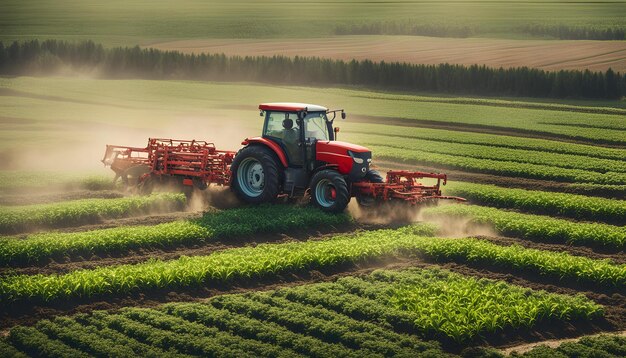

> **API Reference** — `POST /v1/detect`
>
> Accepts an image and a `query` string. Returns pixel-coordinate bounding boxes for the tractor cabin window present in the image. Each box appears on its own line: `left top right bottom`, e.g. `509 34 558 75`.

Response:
304 112 329 141
264 112 300 142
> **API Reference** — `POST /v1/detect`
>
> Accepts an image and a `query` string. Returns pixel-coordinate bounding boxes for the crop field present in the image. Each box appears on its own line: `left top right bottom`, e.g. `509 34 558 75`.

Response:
2 0 626 353
0 73 624 356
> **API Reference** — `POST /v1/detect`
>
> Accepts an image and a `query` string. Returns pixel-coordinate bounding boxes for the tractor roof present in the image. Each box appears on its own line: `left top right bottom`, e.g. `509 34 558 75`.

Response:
259 102 328 112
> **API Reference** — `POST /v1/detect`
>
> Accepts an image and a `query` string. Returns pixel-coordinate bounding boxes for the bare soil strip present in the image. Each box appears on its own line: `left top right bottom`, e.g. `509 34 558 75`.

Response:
147 36 626 73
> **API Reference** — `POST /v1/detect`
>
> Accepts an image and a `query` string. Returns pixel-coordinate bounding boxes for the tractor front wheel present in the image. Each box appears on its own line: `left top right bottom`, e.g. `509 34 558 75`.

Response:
231 146 281 204
309 170 350 213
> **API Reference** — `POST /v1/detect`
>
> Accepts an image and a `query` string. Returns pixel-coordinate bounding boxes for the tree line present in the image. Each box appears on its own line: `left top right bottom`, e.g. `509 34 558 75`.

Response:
0 40 624 99
519 25 626 41
335 21 626 41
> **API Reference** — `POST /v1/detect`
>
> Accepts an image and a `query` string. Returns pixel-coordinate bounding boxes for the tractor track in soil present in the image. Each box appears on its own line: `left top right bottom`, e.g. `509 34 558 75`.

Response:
376 160 626 199
1 255 624 350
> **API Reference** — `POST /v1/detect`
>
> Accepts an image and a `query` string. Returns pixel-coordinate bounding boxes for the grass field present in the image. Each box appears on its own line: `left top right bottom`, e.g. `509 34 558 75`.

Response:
1 0 625 44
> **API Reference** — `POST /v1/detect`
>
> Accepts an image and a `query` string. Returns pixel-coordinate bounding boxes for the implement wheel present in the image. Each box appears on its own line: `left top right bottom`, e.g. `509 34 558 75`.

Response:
231 146 281 204
310 169 350 213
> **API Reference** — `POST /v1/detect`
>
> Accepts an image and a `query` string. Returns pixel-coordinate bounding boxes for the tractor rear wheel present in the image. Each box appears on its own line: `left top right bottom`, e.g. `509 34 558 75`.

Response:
231 146 281 204
356 170 384 207
309 170 350 213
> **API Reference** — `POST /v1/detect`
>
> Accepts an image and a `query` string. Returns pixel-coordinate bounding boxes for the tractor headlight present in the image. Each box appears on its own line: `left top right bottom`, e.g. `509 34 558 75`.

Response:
347 151 364 164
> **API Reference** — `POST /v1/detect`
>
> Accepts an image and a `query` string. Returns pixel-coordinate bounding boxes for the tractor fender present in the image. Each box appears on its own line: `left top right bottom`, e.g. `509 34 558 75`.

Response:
241 137 288 167
310 163 340 178
308 164 346 186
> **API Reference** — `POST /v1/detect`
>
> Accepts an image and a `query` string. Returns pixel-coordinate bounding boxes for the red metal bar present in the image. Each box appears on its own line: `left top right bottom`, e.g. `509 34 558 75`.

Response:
352 170 465 204
103 138 236 187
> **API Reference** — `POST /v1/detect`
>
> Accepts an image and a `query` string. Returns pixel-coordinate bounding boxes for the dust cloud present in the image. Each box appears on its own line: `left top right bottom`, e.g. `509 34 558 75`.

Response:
187 186 240 211
348 200 495 238
1 107 256 172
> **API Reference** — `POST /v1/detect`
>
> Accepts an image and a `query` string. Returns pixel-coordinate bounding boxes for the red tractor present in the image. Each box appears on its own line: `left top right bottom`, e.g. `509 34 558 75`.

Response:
103 103 464 212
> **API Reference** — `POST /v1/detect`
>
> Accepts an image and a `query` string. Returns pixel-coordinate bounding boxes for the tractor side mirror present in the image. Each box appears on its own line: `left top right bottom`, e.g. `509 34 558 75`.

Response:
260 110 264 117
341 112 346 119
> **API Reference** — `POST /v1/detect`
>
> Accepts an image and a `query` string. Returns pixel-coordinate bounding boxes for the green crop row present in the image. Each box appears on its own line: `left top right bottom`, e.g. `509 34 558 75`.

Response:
444 182 626 225
1 226 623 303
514 334 626 357
423 204 626 250
1 273 451 357
0 193 186 234
370 145 626 185
356 134 626 174
344 123 626 161
0 268 601 356
277 269 601 343
0 205 353 266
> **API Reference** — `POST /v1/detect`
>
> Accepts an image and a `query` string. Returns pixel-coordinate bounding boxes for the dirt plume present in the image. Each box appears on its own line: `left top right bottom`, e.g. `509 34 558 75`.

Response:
187 186 241 211
347 200 421 225
348 200 495 237
422 213 497 238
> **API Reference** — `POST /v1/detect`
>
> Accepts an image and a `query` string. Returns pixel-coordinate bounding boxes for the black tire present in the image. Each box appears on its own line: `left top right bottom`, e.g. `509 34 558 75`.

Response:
231 145 281 204
356 170 384 207
365 170 384 183
309 169 350 213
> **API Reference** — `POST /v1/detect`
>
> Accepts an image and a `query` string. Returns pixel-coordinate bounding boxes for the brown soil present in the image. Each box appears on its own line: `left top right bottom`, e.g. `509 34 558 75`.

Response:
148 36 626 73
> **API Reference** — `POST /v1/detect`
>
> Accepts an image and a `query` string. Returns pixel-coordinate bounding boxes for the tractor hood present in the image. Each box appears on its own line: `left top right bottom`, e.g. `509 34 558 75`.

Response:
316 140 370 154
316 140 371 180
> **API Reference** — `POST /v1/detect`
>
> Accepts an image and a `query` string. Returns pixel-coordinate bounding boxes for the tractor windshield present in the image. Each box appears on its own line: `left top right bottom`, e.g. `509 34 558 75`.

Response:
304 112 330 141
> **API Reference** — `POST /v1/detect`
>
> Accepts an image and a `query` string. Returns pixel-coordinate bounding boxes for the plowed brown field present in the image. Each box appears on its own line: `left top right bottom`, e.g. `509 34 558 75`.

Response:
149 36 626 72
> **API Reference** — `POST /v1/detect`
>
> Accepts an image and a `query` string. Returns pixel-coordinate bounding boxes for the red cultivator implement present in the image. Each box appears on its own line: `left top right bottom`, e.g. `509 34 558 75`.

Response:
102 138 235 192
104 103 464 212
352 170 465 205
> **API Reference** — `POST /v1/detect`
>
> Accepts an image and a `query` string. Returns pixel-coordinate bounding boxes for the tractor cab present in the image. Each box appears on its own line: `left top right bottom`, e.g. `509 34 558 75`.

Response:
232 102 377 212
259 103 339 168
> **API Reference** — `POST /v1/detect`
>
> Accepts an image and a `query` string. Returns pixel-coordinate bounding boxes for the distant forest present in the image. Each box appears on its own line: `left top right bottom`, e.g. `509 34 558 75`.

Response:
1 40 625 100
